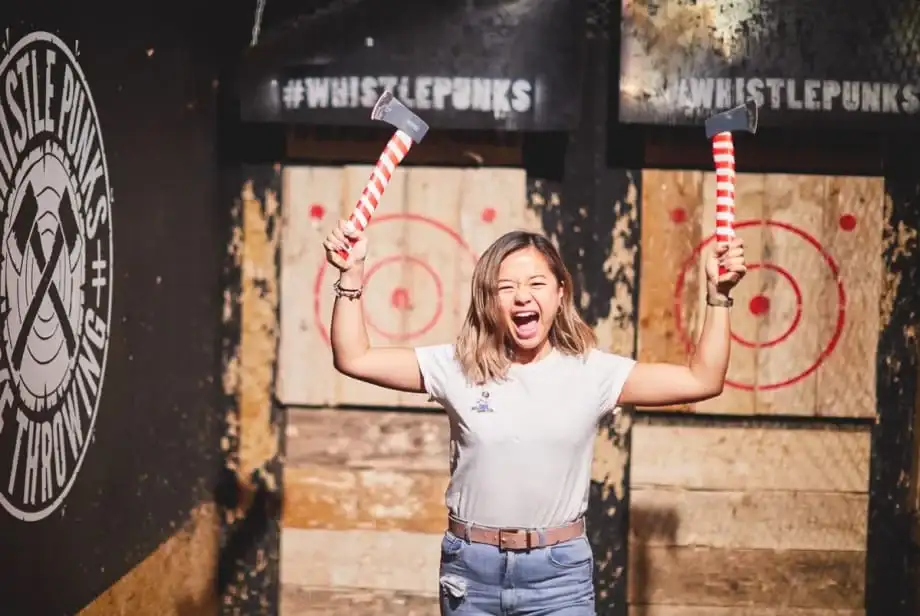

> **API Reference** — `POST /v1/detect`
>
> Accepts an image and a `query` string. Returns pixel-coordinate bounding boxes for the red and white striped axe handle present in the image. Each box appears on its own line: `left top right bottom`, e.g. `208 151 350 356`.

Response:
703 99 758 277
711 132 735 277
335 129 414 260
335 89 429 260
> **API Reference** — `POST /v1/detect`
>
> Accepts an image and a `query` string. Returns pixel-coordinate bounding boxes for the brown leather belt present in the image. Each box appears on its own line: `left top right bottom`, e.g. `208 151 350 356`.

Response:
447 516 586 551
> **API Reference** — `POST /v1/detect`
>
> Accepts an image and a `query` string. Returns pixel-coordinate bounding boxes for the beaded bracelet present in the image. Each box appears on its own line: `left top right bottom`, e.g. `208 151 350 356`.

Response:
333 278 363 300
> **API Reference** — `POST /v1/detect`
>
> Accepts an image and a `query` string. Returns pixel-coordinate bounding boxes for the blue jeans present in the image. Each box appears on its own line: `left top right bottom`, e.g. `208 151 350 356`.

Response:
438 529 596 615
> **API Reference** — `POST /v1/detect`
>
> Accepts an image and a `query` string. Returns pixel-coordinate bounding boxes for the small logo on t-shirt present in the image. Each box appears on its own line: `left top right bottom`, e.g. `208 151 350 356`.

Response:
472 391 493 413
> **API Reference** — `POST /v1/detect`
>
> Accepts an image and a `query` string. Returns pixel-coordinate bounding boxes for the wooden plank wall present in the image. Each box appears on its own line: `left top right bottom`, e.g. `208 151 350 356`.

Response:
631 170 882 615
276 166 881 615
638 170 884 418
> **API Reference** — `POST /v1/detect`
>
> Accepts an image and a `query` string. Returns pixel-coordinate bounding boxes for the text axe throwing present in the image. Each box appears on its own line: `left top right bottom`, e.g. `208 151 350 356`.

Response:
0 32 114 522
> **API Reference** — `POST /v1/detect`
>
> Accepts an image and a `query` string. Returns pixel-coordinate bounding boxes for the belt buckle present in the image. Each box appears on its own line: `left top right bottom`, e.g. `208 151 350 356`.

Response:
498 528 528 551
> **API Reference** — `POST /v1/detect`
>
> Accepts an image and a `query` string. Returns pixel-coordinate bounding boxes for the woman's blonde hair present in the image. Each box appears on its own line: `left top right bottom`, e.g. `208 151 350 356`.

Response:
455 230 597 384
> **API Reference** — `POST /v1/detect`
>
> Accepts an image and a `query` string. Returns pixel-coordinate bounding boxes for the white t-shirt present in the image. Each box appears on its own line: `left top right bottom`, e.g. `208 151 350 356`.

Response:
415 343 636 529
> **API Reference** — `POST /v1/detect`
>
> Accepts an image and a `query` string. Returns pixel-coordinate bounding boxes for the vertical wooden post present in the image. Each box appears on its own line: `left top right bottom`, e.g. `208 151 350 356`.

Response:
866 159 920 616
218 165 285 615
538 1 642 612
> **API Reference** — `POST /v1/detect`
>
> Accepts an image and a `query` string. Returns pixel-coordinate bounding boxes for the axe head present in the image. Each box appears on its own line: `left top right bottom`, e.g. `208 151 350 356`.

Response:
704 99 759 139
371 90 429 143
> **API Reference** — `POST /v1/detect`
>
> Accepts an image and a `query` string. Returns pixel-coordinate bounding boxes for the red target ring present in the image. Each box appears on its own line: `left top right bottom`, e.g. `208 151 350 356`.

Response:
362 255 443 342
313 212 478 346
674 220 846 392
730 263 803 350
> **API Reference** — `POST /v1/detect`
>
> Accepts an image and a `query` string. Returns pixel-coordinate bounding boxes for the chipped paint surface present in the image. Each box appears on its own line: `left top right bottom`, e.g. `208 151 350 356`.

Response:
879 192 919 333
237 179 282 489
529 169 640 614
218 167 285 615
910 325 920 552
78 504 220 616
591 410 633 503
869 173 920 615
595 172 640 357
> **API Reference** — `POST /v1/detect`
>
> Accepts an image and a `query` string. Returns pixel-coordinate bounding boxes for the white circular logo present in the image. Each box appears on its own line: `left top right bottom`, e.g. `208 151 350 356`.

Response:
0 32 113 521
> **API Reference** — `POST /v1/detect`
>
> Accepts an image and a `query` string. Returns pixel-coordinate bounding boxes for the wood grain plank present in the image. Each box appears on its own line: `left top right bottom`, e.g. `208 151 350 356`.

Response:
285 408 450 472
637 170 705 414
460 167 537 255
281 586 439 616
628 607 863 616
283 466 448 533
630 488 867 551
281 530 866 613
628 546 865 609
815 177 883 418
281 528 442 596
285 129 523 168
630 423 871 493
403 167 466 350
278 166 345 406
756 175 825 415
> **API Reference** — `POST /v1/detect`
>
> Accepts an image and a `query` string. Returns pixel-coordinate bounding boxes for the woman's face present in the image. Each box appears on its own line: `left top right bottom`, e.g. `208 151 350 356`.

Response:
495 247 563 358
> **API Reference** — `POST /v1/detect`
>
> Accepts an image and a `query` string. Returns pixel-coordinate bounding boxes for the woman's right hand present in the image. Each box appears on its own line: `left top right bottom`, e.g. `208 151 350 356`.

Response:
323 219 368 272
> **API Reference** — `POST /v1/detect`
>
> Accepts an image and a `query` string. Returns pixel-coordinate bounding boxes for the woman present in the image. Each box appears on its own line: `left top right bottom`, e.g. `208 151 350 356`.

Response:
323 220 746 615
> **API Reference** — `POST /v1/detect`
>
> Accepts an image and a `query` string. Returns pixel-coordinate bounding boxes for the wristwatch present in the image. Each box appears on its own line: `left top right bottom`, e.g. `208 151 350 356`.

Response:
707 294 733 308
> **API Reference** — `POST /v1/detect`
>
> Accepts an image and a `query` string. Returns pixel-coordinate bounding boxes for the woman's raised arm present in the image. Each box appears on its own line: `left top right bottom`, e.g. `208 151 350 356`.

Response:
618 237 747 408
324 220 426 394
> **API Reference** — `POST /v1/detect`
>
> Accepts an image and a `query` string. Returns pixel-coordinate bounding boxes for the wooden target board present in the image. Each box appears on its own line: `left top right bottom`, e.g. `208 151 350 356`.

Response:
638 170 884 418
278 165 540 408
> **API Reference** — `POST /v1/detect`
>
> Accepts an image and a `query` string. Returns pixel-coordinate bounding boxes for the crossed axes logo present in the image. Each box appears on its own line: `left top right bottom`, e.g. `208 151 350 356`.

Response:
0 31 114 523
6 181 81 373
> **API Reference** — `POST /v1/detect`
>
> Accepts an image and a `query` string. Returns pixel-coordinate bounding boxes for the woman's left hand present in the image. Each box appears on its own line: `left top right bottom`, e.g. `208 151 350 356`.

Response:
705 237 747 295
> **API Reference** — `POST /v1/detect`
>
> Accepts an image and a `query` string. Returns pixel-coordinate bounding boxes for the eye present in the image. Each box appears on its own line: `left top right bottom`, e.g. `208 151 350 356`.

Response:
531 282 546 288
497 285 515 294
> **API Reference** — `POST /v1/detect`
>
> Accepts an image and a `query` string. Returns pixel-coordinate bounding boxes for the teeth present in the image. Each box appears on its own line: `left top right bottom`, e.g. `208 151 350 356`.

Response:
513 312 537 318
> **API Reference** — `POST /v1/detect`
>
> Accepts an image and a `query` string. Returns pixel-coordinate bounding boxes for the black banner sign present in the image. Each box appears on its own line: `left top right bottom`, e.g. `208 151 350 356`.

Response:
241 0 584 131
277 70 539 129
618 0 920 130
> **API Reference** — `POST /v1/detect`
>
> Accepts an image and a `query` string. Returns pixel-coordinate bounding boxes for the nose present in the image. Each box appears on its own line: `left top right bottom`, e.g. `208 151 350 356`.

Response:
513 284 531 304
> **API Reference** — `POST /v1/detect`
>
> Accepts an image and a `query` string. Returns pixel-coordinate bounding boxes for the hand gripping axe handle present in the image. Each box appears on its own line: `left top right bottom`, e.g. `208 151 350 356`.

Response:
704 99 759 276
336 90 430 260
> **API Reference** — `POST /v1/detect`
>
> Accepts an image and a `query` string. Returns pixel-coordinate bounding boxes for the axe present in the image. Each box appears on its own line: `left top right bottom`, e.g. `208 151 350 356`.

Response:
335 90 430 260
9 186 80 366
704 99 759 276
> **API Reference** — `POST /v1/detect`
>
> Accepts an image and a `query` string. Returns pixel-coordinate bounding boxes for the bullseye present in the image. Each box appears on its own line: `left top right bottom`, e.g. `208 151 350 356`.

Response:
674 219 846 391
362 255 443 342
390 287 411 310
314 212 479 346
730 263 803 350
748 295 770 316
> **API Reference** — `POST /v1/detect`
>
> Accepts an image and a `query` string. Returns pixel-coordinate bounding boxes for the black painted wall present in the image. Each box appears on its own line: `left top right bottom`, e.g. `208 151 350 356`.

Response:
867 160 920 616
0 2 246 614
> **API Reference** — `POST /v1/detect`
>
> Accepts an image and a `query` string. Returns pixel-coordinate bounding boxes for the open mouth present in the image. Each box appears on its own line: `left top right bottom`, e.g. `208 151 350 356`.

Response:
511 311 540 339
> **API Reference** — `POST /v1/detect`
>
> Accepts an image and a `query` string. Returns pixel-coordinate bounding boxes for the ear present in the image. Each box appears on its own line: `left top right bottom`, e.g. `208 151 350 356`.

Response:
557 280 564 302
